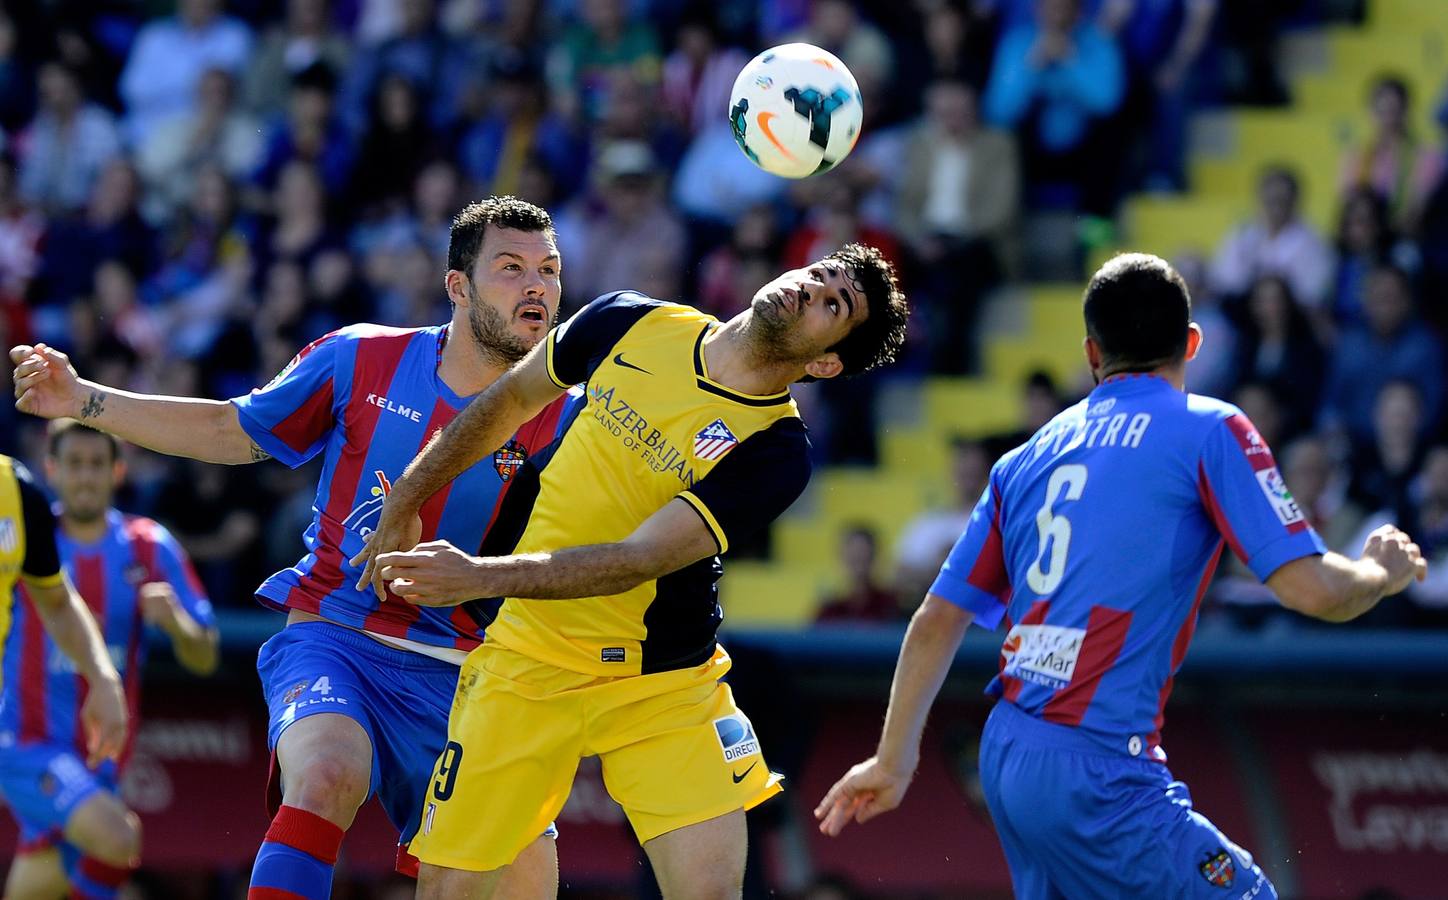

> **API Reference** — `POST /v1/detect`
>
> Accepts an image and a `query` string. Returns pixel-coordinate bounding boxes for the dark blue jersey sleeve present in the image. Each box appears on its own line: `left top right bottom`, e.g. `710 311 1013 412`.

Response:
545 292 664 388
679 418 812 554
1198 413 1326 580
230 330 343 467
15 461 61 583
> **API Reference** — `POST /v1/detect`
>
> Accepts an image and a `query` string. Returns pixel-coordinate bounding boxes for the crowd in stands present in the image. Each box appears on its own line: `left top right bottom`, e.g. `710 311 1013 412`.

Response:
0 0 1444 629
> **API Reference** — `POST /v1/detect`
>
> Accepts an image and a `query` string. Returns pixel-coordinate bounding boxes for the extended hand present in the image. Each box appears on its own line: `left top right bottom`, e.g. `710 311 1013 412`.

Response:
81 677 128 767
138 582 182 632
813 755 915 837
377 540 487 607
11 343 85 420
350 502 422 601
1362 523 1428 596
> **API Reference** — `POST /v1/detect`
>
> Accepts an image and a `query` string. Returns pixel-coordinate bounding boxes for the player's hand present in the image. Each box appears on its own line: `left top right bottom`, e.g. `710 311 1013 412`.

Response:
81 675 128 768
11 343 84 420
350 503 423 601
376 541 485 607
813 754 916 837
138 582 182 632
1361 523 1428 596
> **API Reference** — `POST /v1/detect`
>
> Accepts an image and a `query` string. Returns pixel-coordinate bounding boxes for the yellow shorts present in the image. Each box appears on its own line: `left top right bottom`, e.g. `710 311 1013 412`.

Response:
409 641 782 872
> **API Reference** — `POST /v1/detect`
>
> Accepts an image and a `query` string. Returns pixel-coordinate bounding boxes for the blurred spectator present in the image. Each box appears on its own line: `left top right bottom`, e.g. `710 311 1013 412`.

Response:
783 181 899 273
153 457 264 607
454 52 590 201
595 69 687 171
118 0 253 145
986 368 1068 457
349 72 440 215
243 0 353 117
983 0 1125 215
1230 275 1325 440
17 61 121 215
148 164 253 356
816 525 903 623
1348 379 1429 515
1099 0 1217 192
1331 186 1420 329
1281 435 1365 552
254 160 343 277
696 203 780 318
34 158 157 313
1210 165 1334 309
0 7 37 132
558 140 686 309
893 0 998 117
305 247 374 334
1401 445 1448 616
252 61 355 196
896 78 1018 372
1231 380 1286 450
1339 74 1442 233
895 437 992 600
352 158 461 264
1176 252 1236 400
91 258 164 358
786 0 895 99
0 153 43 331
673 120 788 227
1321 265 1445 444
661 12 750 135
136 67 264 219
342 0 469 131
549 0 661 122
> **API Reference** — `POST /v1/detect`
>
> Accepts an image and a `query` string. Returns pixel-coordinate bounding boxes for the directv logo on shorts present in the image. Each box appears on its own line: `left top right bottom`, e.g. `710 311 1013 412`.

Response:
714 713 760 763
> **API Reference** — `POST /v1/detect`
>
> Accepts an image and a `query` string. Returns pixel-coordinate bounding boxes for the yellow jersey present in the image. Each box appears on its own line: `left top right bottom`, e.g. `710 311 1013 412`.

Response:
483 292 812 675
0 455 65 691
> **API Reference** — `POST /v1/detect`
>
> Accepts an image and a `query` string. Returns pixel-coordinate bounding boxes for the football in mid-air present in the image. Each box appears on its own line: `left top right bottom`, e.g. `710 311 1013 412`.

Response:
728 43 863 179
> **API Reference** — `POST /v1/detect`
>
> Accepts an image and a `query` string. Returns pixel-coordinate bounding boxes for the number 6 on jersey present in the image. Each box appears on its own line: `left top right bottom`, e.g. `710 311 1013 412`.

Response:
1026 465 1088 595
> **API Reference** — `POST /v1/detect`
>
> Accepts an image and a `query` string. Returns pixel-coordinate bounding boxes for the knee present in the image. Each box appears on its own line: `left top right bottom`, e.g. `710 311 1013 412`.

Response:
282 753 370 823
79 806 142 868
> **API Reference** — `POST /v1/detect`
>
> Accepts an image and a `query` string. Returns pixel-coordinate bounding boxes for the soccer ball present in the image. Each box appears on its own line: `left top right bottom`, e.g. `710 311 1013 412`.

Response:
728 43 863 179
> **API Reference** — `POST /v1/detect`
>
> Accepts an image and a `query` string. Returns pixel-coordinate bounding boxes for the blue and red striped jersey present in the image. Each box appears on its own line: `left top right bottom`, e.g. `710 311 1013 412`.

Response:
0 510 213 767
231 323 580 650
932 374 1326 760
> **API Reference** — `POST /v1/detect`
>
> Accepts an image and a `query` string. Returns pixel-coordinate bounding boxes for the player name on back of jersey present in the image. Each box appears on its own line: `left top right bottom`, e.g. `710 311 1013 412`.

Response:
1030 400 1152 461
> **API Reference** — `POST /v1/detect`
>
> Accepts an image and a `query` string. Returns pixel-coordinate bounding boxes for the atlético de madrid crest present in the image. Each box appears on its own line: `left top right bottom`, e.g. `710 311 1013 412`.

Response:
694 419 738 461
493 439 527 482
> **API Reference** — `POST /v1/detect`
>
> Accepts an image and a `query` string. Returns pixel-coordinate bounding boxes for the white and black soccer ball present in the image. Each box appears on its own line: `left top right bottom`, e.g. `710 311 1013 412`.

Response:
728 43 863 179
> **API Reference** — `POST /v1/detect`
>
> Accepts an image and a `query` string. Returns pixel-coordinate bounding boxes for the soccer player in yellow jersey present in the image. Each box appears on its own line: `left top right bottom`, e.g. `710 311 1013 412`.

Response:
353 243 908 898
0 454 130 875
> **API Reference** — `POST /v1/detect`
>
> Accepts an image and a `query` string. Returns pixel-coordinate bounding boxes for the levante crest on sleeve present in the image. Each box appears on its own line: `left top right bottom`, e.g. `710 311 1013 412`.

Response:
1199 849 1235 888
493 440 527 482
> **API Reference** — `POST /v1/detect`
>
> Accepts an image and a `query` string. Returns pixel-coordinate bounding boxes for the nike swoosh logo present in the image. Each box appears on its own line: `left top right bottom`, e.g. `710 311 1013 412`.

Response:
755 112 795 160
732 761 758 784
613 353 651 374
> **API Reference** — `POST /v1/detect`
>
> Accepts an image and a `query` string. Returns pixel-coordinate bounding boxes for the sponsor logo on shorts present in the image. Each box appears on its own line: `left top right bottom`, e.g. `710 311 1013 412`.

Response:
601 647 626 663
732 761 758 784
1199 849 1235 888
1255 467 1304 526
714 713 760 763
282 680 310 705
999 623 1085 690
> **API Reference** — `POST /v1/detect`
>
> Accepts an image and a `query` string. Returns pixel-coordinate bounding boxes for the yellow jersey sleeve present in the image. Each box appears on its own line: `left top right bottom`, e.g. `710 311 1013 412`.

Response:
547 291 665 388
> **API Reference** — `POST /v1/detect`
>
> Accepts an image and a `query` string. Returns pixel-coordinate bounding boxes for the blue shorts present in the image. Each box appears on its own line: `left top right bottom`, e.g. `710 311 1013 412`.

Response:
978 701 1276 900
0 742 116 850
258 621 464 846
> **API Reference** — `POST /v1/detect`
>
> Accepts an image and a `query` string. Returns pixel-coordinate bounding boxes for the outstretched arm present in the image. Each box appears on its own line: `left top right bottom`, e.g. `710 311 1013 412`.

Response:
353 339 564 597
814 594 973 836
1268 524 1426 622
11 344 267 464
376 497 720 605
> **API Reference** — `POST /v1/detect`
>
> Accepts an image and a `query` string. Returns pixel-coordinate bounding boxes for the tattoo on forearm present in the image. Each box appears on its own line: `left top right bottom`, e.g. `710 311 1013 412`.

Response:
79 391 105 420
249 442 272 462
